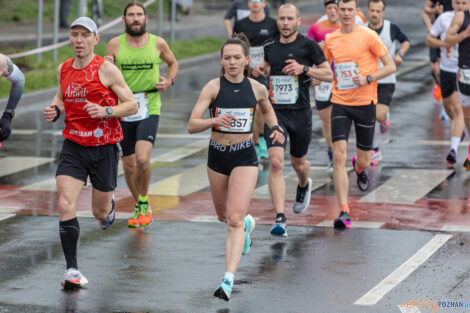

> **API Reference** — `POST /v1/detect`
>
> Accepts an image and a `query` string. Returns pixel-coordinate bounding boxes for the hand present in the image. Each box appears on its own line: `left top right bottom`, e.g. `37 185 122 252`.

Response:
213 114 237 128
352 75 367 87
44 104 60 122
394 54 403 66
270 129 285 145
0 113 12 142
282 59 304 76
155 76 172 92
253 64 266 76
84 100 106 119
312 78 322 86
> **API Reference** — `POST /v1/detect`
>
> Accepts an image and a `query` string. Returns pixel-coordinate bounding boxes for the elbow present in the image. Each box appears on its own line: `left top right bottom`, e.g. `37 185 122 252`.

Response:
390 63 397 75
187 123 196 134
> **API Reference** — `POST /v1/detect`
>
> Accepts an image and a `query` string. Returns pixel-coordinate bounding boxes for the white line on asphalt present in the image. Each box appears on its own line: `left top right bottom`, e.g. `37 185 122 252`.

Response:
0 156 54 178
359 169 453 204
354 234 452 306
440 225 470 232
0 214 16 221
148 163 209 196
315 220 384 229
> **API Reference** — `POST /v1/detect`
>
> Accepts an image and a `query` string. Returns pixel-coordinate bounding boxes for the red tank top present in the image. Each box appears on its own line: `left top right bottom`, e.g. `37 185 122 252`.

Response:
60 55 122 146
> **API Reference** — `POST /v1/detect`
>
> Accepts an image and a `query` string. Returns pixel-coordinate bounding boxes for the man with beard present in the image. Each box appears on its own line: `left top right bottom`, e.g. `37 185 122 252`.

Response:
255 3 333 236
106 1 178 228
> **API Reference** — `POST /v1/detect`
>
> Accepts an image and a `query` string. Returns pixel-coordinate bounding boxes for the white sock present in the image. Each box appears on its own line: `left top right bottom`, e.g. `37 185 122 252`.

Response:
450 136 460 152
224 272 234 283
372 121 380 150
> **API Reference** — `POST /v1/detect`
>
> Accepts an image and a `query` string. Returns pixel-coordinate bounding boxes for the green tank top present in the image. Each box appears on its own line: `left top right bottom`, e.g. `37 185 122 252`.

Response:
115 33 163 116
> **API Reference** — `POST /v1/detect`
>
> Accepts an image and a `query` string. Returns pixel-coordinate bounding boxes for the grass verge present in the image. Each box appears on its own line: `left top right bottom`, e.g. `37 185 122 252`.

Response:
0 36 224 98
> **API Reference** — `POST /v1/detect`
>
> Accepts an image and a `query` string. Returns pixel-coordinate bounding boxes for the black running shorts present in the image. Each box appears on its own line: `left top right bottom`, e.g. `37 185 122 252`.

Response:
429 47 441 63
119 115 159 157
56 139 119 192
264 108 312 158
440 70 458 99
207 139 258 176
377 84 395 106
331 103 376 151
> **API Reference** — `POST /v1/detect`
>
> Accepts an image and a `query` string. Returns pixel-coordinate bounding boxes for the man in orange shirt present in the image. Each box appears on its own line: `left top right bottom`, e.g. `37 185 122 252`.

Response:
323 0 396 229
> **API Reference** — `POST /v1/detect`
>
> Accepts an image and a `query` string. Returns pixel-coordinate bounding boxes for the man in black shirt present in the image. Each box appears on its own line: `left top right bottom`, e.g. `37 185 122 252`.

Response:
254 3 333 236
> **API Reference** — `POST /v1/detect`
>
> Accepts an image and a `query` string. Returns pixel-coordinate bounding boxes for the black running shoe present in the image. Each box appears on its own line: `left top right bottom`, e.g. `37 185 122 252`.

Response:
352 156 369 191
446 149 457 165
333 211 352 229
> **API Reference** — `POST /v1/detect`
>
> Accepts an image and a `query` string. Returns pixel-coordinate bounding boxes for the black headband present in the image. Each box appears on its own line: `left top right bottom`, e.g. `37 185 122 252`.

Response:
324 0 338 6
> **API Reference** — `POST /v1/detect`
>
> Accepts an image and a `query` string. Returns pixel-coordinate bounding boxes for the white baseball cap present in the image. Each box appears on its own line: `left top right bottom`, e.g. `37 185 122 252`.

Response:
70 17 99 34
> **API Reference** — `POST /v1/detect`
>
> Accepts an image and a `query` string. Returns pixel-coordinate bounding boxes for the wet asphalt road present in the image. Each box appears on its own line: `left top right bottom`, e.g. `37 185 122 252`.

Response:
1 1 470 312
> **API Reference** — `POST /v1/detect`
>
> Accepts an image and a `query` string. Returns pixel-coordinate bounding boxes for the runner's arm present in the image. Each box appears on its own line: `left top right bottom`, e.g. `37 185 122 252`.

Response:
158 37 178 81
44 64 65 122
305 61 333 82
426 33 445 48
104 36 119 64
372 53 396 82
187 79 235 133
96 62 137 118
445 12 470 46
255 82 284 145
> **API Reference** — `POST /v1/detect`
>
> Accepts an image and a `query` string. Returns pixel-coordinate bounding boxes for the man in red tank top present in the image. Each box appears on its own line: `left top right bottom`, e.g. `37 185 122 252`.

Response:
43 16 137 290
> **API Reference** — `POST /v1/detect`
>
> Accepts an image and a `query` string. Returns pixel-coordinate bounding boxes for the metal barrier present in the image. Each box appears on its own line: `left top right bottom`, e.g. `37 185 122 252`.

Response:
8 0 161 61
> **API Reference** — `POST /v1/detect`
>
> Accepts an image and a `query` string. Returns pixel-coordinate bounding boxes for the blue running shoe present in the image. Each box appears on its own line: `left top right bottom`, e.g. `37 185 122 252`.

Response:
214 279 232 301
270 223 287 236
242 214 255 255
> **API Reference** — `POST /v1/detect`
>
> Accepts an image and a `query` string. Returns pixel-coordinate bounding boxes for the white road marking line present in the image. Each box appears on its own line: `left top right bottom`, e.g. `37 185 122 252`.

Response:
315 220 384 229
75 211 133 220
0 214 16 221
359 169 453 204
191 216 220 223
252 166 352 200
412 140 468 146
354 234 452 306
0 156 54 178
440 225 470 232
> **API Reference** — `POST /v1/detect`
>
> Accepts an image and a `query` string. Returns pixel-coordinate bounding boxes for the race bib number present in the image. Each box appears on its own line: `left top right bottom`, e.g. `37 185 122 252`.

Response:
459 68 470 85
335 62 360 90
249 46 264 68
314 81 333 102
270 75 299 105
123 92 149 122
216 108 253 133
448 44 459 59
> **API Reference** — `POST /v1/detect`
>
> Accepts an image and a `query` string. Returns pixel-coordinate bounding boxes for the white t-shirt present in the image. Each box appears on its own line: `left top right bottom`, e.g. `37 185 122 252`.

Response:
317 14 365 26
430 11 458 73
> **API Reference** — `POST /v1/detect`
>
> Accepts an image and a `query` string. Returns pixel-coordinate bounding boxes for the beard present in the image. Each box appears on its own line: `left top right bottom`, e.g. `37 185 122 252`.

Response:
125 22 146 36
280 28 296 39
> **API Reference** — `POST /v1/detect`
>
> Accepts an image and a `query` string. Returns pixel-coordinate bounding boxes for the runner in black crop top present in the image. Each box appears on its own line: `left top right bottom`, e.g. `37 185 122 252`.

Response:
187 37 284 302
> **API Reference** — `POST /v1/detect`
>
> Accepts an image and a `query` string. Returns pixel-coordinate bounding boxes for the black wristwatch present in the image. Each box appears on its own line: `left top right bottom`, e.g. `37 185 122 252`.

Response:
170 78 175 86
366 75 373 85
271 125 283 133
303 65 309 74
397 51 405 59
105 106 113 118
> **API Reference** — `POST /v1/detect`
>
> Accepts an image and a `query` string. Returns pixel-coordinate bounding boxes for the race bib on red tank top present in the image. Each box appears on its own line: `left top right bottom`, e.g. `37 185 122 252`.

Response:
60 56 122 146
